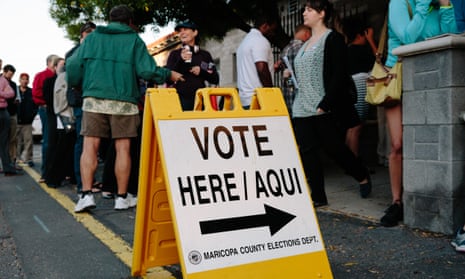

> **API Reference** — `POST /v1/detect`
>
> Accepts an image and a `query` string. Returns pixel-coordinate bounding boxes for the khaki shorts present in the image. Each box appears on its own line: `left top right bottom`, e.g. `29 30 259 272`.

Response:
81 111 140 139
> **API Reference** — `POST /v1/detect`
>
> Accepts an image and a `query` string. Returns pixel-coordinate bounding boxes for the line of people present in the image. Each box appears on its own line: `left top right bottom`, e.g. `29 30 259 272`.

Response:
3 1 465 253
0 62 37 176
235 0 463 237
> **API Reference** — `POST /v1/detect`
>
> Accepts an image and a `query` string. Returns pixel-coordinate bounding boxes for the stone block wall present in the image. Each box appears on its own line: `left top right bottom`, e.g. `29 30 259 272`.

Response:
402 47 465 234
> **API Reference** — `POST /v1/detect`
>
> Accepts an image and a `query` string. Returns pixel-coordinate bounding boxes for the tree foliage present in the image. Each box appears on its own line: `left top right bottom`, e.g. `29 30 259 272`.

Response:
50 0 290 48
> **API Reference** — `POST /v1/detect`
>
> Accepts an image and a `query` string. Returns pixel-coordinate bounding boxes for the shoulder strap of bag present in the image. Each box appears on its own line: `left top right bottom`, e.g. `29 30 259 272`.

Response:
376 0 413 62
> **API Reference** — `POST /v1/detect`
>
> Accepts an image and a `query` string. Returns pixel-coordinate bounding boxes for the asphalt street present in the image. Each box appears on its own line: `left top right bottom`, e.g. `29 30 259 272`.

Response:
0 143 464 278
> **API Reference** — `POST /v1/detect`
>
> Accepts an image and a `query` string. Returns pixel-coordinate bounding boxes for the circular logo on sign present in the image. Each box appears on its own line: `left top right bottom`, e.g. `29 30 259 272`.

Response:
188 250 202 265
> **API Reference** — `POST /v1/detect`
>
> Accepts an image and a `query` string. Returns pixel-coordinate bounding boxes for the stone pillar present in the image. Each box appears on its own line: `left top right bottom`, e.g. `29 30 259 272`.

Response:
393 36 465 234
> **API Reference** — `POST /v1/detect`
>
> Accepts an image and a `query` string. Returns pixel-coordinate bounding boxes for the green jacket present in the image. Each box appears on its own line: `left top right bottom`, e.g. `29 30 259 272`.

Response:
66 22 171 104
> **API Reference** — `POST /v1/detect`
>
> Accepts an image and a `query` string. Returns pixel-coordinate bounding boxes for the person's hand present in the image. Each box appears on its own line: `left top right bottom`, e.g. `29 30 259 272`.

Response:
316 108 325 114
416 0 433 14
181 45 193 62
170 70 184 83
273 60 283 71
190 66 201 76
439 0 450 6
364 27 374 40
283 69 291 79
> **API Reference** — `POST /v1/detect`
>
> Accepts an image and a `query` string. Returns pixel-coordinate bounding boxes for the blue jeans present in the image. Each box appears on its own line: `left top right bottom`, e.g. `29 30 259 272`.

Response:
74 107 83 192
38 106 48 176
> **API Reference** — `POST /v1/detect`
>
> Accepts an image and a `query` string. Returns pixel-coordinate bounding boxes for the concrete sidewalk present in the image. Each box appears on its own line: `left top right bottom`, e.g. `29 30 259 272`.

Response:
320 162 391 223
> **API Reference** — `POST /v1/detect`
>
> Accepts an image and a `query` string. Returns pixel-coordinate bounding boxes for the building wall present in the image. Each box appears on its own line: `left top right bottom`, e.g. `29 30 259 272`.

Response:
204 29 247 88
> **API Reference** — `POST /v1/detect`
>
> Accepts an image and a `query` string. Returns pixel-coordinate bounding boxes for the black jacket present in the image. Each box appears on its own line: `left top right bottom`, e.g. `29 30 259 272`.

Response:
320 31 355 112
17 87 37 124
166 46 219 110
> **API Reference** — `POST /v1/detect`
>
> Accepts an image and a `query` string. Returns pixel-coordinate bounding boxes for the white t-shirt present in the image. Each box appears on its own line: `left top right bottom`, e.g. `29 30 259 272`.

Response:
236 28 272 107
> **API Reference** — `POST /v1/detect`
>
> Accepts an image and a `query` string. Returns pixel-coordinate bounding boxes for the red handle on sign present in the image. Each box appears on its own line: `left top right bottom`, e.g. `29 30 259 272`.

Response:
194 88 243 111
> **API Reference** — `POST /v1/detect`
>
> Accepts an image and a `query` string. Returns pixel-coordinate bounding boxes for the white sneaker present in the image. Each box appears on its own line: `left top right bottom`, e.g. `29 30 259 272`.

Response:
127 193 137 208
114 194 137 210
74 193 96 213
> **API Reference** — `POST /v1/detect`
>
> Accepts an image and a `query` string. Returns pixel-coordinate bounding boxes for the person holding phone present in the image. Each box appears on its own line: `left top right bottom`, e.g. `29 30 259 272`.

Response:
166 20 219 110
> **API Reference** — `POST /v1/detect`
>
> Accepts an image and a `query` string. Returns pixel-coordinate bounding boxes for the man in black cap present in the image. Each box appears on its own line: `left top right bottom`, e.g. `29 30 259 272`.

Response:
166 20 219 110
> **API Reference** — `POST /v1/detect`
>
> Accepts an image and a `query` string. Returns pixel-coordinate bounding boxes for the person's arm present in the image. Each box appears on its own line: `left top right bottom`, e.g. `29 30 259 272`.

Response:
318 32 350 112
251 37 273 87
364 27 378 55
0 77 14 99
255 61 273 87
439 0 458 33
390 0 431 44
66 46 84 88
134 39 172 84
166 48 192 74
198 51 219 85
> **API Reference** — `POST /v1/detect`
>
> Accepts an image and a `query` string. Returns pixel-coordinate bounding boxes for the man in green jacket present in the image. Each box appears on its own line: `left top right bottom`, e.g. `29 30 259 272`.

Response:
67 4 183 213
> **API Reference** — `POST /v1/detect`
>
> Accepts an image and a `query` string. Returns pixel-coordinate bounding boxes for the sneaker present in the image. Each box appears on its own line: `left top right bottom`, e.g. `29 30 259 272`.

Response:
114 194 137 210
451 229 465 252
380 203 403 227
74 193 96 213
127 193 137 207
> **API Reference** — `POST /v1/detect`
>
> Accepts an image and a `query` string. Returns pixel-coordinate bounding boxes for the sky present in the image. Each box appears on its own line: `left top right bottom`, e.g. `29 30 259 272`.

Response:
0 0 174 83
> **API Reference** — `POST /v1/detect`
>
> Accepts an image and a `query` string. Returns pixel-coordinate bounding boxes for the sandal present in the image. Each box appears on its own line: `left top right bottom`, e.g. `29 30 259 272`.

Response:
91 181 103 193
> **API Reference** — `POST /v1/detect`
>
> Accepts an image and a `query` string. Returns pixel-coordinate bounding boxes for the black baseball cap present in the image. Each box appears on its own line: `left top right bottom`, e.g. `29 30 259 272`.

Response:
175 20 198 31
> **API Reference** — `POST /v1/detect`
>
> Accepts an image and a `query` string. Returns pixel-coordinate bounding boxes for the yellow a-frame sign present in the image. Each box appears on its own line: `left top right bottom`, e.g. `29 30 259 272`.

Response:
132 88 332 278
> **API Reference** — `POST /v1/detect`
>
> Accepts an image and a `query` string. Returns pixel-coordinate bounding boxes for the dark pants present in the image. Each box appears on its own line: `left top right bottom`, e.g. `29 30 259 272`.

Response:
101 135 141 196
293 113 367 203
44 129 76 186
73 107 83 192
0 109 15 172
38 106 48 176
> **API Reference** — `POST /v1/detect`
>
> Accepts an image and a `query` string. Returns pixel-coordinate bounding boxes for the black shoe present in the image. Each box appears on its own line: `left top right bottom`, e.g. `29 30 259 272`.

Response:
380 203 403 227
312 198 328 208
359 176 372 198
5 170 24 176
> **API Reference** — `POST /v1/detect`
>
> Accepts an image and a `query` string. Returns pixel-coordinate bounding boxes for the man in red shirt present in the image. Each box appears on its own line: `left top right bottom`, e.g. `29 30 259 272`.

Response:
32 54 59 179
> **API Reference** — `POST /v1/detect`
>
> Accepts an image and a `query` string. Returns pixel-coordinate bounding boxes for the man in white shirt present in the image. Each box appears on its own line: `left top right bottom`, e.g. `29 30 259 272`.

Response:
236 14 278 108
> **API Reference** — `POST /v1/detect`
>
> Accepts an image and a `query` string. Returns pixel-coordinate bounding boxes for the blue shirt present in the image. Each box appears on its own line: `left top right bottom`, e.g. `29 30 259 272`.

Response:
452 0 465 32
386 0 457 67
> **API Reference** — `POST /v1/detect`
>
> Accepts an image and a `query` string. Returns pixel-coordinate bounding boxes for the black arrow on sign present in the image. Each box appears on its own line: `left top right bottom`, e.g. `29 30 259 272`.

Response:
199 204 296 236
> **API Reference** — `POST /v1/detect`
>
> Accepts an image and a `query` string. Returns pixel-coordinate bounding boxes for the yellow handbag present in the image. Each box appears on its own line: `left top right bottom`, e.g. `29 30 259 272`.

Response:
365 1 411 106
365 60 402 106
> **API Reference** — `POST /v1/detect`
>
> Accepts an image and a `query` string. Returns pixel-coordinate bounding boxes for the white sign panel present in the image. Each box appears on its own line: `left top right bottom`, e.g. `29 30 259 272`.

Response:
158 116 324 274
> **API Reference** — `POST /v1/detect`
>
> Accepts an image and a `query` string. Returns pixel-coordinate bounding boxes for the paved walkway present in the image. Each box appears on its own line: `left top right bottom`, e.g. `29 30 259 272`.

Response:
320 162 391 223
4 140 461 278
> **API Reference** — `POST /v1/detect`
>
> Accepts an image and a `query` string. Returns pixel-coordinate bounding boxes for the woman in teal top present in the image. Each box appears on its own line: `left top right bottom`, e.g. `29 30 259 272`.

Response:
387 0 457 67
292 0 372 207
381 0 456 227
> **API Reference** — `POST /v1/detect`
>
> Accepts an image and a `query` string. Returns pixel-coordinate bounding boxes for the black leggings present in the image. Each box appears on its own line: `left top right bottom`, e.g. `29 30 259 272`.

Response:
293 113 367 203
